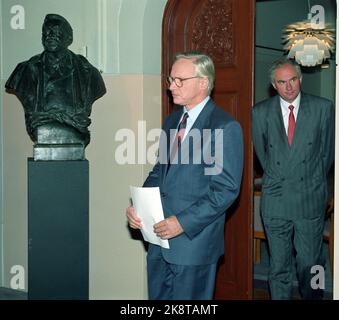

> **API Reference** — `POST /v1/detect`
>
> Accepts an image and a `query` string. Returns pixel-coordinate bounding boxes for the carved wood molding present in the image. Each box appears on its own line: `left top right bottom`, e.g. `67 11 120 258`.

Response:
191 0 234 66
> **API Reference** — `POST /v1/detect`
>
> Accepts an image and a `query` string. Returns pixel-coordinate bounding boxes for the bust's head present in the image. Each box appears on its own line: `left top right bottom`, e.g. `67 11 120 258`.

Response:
42 14 73 52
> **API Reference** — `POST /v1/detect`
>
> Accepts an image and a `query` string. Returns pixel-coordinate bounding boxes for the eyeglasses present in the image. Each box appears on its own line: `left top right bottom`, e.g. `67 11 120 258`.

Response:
166 76 200 87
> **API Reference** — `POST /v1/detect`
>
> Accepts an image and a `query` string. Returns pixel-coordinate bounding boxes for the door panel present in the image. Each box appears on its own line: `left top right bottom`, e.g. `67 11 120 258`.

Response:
162 0 254 299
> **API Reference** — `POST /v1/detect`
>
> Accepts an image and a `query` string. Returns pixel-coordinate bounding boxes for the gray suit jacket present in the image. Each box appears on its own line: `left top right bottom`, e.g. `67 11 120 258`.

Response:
252 93 334 220
144 99 244 265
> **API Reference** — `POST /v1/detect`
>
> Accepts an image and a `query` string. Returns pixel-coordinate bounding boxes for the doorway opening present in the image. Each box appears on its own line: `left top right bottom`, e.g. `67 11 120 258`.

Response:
253 0 336 300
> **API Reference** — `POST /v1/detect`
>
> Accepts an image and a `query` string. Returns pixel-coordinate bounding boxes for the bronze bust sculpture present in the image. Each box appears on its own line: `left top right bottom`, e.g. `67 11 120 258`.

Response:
5 14 106 160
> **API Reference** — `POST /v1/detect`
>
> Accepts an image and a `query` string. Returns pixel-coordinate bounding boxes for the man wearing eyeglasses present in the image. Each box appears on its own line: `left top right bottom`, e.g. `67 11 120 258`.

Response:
126 51 244 300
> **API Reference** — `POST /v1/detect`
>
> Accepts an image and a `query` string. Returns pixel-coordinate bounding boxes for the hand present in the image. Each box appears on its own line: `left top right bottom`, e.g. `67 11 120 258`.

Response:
154 216 184 240
126 206 142 229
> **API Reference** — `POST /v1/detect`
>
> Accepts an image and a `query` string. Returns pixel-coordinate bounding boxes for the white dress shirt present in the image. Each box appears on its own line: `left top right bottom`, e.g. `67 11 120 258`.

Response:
280 93 301 135
179 96 210 140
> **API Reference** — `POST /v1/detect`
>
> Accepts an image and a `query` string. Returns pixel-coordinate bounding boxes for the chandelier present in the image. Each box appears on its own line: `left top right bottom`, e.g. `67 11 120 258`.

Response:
282 21 335 67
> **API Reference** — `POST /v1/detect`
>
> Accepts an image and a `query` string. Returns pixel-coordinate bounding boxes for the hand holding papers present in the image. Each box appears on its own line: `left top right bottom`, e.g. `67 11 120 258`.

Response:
130 186 170 249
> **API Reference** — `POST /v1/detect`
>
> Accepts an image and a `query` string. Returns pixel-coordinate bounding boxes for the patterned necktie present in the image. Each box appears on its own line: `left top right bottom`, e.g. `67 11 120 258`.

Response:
168 112 189 165
176 112 189 146
288 105 295 146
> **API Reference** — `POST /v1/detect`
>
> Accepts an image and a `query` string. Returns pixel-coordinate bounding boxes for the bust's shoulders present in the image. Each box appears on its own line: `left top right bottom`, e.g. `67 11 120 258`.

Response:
69 51 91 66
69 51 102 78
26 53 43 65
7 54 42 80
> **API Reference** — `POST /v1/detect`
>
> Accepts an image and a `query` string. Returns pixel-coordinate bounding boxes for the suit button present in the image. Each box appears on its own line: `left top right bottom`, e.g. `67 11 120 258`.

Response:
277 161 280 165
302 160 306 164
281 177 285 181
161 192 167 198
300 177 304 181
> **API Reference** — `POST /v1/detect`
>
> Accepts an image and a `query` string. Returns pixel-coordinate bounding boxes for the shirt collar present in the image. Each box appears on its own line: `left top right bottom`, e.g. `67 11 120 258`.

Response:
280 93 301 115
183 96 210 122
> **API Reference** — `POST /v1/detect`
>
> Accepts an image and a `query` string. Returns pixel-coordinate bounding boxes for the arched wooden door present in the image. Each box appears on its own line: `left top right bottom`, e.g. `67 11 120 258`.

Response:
162 0 254 299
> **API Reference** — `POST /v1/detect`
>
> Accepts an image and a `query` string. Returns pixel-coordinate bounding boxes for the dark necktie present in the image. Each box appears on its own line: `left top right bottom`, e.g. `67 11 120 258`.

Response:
169 112 189 165
176 112 189 146
288 105 295 146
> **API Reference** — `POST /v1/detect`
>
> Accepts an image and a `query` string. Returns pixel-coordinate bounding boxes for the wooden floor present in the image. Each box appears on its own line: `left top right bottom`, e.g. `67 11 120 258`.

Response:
0 287 27 300
253 279 274 300
253 289 270 300
253 279 333 300
253 240 333 300
0 284 332 300
253 286 299 300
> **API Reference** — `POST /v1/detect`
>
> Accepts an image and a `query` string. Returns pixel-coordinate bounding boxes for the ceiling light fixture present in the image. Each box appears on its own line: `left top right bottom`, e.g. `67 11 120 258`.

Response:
282 2 335 67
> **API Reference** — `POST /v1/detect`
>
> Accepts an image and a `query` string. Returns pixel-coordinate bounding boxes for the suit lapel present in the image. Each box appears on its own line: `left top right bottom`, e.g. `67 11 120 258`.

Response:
270 96 290 160
165 100 215 179
188 99 214 132
288 93 311 164
162 110 182 180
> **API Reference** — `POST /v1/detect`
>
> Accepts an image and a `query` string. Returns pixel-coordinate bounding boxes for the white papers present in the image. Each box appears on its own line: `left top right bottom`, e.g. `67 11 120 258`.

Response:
130 186 170 249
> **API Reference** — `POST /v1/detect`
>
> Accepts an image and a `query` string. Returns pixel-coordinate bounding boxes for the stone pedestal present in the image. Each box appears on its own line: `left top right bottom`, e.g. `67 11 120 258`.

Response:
28 159 89 299
34 144 84 161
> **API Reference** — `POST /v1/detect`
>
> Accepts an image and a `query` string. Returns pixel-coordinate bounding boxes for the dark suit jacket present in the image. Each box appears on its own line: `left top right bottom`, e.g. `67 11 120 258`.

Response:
252 93 334 220
144 99 244 265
